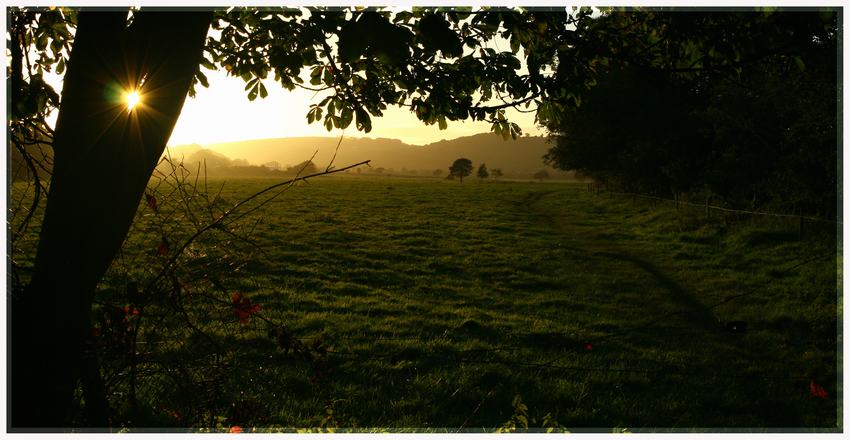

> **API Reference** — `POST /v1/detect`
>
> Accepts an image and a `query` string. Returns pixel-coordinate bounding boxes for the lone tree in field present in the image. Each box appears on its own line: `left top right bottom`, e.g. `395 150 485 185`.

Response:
9 6 833 428
449 158 474 183
534 169 551 181
477 163 490 180
491 168 504 179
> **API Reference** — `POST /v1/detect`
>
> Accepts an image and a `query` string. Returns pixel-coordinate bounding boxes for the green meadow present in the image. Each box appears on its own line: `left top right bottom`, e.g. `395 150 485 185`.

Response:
18 176 838 431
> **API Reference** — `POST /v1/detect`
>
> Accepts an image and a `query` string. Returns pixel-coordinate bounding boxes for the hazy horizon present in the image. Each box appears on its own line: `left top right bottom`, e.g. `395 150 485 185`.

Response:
167 130 547 149
164 131 565 176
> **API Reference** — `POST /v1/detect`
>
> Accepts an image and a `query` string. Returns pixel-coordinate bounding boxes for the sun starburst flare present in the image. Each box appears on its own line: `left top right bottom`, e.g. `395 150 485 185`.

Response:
124 90 141 111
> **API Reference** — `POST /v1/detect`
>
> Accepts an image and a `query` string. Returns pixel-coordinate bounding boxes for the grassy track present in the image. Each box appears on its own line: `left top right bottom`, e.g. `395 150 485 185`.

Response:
168 176 837 430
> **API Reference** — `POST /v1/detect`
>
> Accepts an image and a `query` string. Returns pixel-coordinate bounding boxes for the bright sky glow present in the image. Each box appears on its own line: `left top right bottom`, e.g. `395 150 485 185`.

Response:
167 67 543 147
166 10 543 147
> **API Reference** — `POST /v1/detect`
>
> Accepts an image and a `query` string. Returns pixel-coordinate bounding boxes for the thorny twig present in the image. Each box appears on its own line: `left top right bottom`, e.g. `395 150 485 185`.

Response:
145 158 371 293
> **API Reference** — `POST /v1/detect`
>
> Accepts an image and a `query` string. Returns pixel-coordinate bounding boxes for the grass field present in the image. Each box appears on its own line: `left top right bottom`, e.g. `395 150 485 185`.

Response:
12 175 841 431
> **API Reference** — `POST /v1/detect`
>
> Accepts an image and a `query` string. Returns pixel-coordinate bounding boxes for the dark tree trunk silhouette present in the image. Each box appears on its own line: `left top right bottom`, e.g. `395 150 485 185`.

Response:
10 9 212 429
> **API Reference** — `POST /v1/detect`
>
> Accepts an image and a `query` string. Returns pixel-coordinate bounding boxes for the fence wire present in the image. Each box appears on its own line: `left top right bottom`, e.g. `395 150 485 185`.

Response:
584 183 841 225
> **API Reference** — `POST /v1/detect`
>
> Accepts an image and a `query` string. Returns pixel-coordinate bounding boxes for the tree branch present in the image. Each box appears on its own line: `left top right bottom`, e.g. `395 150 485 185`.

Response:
146 159 371 291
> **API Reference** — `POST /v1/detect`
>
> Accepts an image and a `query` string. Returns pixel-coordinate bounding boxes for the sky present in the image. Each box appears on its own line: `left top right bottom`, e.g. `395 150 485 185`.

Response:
32 7 547 147
168 67 543 147
168 52 543 148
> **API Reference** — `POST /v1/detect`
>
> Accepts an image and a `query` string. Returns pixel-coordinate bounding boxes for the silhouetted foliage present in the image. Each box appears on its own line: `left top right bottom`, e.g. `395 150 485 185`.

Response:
544 65 704 194
477 163 489 180
491 168 503 179
533 170 551 181
286 160 319 175
449 158 474 183
544 10 838 216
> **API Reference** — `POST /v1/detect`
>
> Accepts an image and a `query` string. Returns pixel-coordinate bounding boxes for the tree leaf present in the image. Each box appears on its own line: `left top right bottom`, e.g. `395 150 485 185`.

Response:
196 70 209 88
322 66 333 86
340 106 353 128
793 56 806 72
309 65 323 86
355 107 371 132
500 122 510 140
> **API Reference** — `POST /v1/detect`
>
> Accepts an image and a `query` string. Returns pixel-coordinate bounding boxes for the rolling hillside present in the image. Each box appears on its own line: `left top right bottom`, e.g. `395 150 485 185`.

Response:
166 133 569 177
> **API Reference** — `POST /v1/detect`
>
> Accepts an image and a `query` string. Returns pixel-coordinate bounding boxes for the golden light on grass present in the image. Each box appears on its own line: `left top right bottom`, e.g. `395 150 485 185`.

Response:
124 90 142 111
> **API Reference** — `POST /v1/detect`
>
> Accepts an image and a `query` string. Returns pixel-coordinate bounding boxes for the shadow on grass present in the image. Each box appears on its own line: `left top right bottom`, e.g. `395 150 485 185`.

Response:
595 251 721 332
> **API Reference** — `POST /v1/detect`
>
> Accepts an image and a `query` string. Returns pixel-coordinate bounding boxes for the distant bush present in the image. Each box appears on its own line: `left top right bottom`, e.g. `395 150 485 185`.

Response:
533 170 550 181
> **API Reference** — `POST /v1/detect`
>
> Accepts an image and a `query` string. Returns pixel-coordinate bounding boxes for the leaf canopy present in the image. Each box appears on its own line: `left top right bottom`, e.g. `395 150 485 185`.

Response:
8 7 838 144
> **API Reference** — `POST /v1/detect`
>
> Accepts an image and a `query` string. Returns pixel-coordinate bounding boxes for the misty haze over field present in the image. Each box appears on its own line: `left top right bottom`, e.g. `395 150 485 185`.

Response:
165 133 574 178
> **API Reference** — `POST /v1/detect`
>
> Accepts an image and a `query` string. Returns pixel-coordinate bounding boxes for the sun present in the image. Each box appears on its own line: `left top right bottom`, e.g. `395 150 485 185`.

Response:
124 90 142 111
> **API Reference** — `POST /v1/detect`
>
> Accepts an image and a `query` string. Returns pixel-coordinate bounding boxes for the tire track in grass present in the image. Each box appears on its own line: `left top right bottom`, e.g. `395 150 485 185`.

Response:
515 188 722 335
492 187 767 427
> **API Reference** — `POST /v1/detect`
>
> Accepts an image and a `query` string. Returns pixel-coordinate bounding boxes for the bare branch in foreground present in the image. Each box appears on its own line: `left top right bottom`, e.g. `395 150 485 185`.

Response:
146 158 371 290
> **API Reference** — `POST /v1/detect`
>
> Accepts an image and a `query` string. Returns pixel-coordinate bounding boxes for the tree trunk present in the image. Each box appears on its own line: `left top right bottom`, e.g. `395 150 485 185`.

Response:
10 9 212 430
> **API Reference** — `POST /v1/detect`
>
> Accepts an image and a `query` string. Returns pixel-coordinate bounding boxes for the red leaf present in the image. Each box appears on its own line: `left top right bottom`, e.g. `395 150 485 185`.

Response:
229 425 243 433
231 292 261 324
810 379 829 399
585 343 593 351
157 236 170 256
145 193 159 213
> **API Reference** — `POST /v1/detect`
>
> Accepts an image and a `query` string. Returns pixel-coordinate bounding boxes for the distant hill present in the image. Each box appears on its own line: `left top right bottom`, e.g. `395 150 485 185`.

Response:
167 133 571 178
158 144 319 178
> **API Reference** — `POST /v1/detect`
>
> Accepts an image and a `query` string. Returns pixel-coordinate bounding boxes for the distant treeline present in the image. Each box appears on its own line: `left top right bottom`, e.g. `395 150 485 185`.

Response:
156 147 576 181
545 12 838 218
157 149 320 178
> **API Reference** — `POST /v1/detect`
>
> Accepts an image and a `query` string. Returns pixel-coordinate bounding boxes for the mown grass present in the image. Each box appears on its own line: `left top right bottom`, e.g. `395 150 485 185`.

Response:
11 176 841 431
